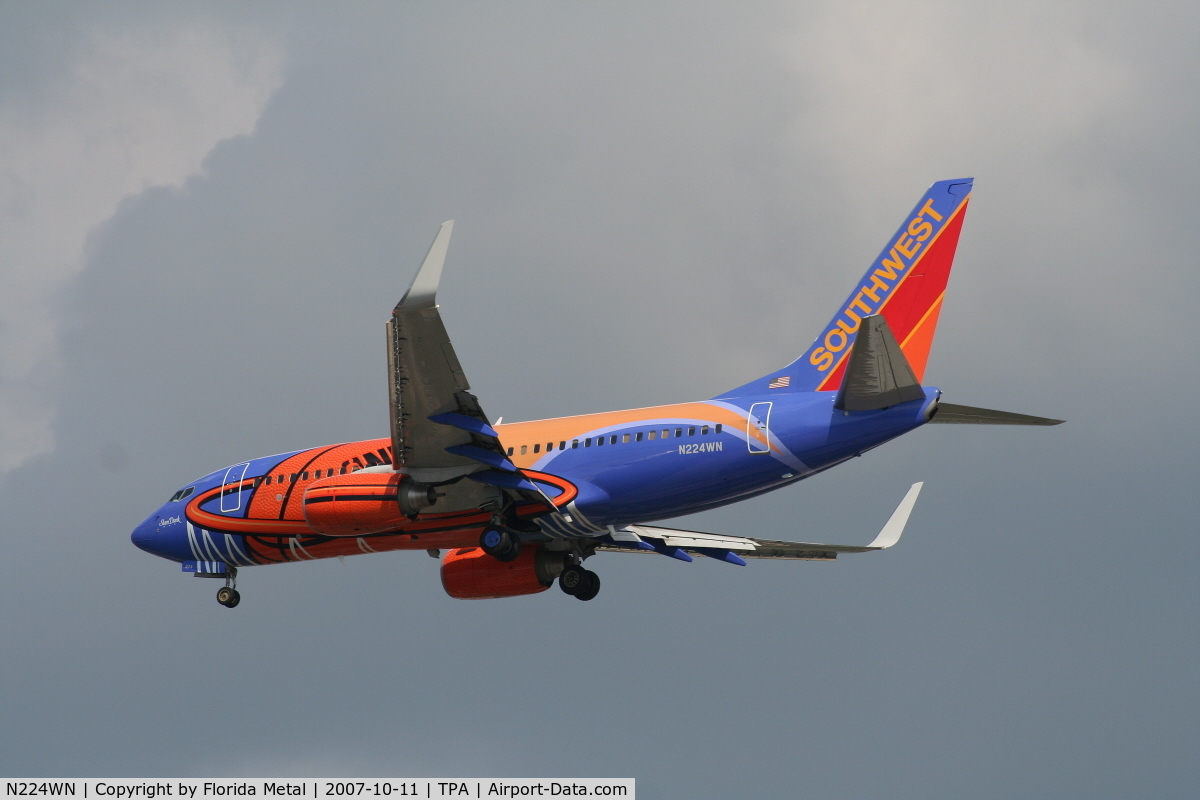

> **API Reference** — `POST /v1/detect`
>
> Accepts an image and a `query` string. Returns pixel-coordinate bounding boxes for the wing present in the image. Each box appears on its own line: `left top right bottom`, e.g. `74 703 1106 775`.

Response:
386 222 550 506
597 483 923 563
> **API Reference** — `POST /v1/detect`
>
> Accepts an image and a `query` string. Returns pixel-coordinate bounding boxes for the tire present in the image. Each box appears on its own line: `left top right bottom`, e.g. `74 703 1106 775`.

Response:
494 536 522 563
225 589 241 608
574 570 600 602
481 527 522 562
559 565 585 596
480 527 506 553
216 586 235 606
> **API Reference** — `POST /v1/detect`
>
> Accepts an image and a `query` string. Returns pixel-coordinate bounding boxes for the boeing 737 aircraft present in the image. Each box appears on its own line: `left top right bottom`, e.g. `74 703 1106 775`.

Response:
132 178 1061 607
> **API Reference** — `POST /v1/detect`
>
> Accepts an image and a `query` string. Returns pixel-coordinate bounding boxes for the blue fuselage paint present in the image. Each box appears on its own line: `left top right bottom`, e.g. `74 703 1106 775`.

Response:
131 389 938 564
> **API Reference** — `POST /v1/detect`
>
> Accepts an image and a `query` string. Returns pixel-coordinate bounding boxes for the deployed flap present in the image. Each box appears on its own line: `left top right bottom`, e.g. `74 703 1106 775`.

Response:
835 315 925 411
598 483 923 561
929 403 1065 426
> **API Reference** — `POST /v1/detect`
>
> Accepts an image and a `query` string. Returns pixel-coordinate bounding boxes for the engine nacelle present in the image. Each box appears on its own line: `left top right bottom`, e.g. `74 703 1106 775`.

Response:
303 472 436 537
440 544 566 599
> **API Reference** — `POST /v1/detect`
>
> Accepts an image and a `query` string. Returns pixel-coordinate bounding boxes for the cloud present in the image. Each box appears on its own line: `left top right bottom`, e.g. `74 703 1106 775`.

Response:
0 22 283 473
784 4 1134 195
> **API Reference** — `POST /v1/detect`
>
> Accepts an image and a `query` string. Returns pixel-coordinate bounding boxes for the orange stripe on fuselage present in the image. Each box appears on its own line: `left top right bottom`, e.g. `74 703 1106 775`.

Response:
496 401 759 467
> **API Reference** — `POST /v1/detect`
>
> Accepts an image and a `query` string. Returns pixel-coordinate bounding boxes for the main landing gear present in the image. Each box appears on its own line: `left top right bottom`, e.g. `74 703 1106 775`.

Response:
216 567 241 608
479 526 522 562
558 564 600 602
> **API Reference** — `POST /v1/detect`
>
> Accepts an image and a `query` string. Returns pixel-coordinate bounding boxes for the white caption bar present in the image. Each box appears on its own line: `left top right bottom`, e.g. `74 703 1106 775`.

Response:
2 781 634 800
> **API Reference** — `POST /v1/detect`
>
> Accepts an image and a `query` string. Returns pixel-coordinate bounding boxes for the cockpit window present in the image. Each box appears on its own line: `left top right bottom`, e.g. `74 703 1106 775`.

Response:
169 486 195 502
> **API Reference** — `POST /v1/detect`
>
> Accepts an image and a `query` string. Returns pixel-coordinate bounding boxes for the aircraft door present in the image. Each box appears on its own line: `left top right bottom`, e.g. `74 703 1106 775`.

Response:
747 402 772 454
220 462 250 513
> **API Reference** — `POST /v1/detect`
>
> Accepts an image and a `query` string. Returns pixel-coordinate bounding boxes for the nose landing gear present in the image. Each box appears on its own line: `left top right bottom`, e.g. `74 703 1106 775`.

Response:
216 567 241 608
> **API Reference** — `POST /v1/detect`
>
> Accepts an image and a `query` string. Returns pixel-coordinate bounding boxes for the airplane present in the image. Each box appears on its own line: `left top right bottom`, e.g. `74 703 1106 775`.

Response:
131 177 1062 608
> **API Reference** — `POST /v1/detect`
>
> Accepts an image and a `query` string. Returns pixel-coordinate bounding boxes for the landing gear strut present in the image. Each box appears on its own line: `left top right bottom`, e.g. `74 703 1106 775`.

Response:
558 564 600 601
480 527 522 562
216 567 241 608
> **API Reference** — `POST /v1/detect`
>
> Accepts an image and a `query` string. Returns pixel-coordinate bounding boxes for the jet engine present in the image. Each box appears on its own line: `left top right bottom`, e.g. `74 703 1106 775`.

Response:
303 472 436 536
440 544 566 599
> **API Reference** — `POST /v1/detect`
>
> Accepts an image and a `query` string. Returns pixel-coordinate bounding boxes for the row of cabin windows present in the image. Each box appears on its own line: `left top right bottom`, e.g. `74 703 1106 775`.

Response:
256 448 395 487
257 464 354 486
505 424 722 456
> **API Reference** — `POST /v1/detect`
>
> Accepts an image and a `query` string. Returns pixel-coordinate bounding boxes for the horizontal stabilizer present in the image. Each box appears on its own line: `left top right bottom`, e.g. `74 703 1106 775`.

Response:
835 315 925 411
929 403 1064 426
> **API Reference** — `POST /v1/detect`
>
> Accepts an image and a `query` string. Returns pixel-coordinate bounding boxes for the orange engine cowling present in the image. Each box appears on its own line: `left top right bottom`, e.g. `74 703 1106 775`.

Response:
440 545 566 600
303 471 435 537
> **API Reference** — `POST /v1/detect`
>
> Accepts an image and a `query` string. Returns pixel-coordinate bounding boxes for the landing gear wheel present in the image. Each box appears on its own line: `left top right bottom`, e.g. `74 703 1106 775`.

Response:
480 527 522 562
559 565 586 596
216 587 240 608
574 570 600 602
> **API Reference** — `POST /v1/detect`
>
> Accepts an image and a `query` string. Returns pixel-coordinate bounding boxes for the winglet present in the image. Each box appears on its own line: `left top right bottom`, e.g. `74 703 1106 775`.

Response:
397 220 454 311
865 482 923 549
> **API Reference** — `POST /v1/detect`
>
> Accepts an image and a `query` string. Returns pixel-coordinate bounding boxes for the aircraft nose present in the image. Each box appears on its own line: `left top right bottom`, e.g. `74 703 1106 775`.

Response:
131 512 161 553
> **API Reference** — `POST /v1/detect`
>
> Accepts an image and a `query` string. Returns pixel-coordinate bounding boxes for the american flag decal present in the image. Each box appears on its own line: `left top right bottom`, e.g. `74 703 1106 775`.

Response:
768 375 791 389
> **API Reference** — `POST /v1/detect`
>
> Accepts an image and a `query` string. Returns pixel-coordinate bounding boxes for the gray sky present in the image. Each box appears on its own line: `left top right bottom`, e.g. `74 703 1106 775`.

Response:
1 2 1197 797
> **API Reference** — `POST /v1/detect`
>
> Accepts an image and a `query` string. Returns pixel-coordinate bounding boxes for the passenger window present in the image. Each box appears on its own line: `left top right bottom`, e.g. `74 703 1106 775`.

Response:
688 427 696 436
559 441 566 450
622 433 630 444
648 430 657 440
264 476 272 485
301 471 309 480
663 429 671 438
507 447 514 456
584 438 591 447
610 435 617 445
548 442 554 451
597 436 604 446
675 428 683 437
290 474 298 482
520 445 528 455
635 432 643 442
572 440 579 449
715 424 723 433
702 426 709 435
278 474 285 483
533 444 541 454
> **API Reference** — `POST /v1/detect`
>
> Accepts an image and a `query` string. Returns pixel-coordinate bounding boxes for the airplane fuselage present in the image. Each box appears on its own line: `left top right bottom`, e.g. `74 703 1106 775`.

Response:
131 388 938 567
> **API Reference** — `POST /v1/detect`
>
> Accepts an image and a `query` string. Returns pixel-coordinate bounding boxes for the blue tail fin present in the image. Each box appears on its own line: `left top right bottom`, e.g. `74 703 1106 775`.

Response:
717 178 972 398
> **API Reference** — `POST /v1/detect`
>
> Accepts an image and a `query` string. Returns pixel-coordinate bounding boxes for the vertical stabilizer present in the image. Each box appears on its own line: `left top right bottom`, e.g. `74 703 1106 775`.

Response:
719 178 971 398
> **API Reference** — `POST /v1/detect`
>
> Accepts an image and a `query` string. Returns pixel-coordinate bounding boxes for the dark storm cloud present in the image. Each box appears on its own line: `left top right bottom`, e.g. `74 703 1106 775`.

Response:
0 3 1197 799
